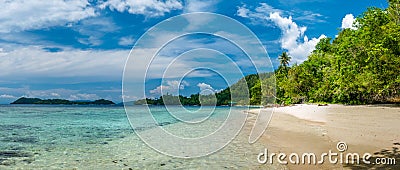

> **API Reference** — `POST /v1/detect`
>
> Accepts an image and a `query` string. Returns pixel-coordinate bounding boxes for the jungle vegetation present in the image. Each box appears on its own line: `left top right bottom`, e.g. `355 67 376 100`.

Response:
137 0 400 105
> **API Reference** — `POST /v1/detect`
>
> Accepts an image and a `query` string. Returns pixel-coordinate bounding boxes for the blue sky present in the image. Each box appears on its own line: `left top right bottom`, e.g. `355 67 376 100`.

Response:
0 0 389 104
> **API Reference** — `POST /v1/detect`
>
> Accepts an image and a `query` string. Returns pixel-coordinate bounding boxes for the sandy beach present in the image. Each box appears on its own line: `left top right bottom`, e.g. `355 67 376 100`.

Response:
248 104 400 169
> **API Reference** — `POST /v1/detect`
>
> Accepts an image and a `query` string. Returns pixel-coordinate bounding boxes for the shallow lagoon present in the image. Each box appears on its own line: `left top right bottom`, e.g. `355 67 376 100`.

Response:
0 105 277 169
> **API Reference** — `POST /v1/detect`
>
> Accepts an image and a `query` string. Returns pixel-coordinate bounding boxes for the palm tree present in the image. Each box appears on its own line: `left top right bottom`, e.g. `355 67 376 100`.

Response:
278 52 291 68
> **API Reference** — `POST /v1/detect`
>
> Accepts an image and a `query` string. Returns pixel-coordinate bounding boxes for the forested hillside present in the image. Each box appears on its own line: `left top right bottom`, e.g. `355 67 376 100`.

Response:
137 0 399 106
134 73 274 106
275 0 400 104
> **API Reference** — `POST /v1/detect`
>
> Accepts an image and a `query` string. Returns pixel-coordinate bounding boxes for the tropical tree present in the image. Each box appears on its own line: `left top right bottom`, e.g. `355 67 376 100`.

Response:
278 52 291 69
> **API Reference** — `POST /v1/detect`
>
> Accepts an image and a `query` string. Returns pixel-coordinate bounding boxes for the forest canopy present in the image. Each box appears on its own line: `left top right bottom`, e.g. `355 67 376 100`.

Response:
138 0 399 106
274 0 400 104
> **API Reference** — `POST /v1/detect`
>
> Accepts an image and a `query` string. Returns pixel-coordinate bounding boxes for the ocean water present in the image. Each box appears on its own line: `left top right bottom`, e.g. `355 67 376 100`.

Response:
0 105 279 169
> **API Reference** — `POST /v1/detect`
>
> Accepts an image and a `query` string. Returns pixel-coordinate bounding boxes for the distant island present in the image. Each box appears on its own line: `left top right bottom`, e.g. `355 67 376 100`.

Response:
11 97 115 105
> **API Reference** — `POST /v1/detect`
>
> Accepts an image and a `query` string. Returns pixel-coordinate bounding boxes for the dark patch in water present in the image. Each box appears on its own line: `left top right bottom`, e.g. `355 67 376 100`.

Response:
1 136 38 143
158 122 171 126
9 147 25 151
0 125 32 131
0 151 33 158
0 150 34 166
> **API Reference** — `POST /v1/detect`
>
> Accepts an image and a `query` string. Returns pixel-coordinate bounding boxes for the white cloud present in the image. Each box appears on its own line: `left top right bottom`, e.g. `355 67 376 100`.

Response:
123 33 249 81
68 93 100 101
121 95 140 101
255 3 283 15
197 83 221 95
237 4 326 64
118 36 135 46
0 86 118 103
269 12 326 63
0 0 97 33
237 3 282 26
99 0 183 17
294 11 325 23
237 6 250 18
78 36 103 46
197 83 213 91
182 13 215 31
183 0 218 13
0 48 7 57
24 88 76 99
0 46 128 81
341 14 357 30
1 87 101 100
0 87 28 95
50 93 61 98
149 86 167 94
150 80 189 95
237 3 282 18
76 17 119 46
0 94 17 99
239 4 325 25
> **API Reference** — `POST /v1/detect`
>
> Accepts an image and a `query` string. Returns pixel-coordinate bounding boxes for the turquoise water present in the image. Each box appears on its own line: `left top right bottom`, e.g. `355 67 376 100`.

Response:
0 105 276 169
0 105 132 167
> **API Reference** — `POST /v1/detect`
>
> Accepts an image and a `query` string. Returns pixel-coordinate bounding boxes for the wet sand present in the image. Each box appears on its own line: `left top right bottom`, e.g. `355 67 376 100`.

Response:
248 104 400 169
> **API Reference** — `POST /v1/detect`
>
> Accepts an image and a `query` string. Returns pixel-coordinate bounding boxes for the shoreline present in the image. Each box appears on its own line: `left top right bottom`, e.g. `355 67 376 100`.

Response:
1 104 398 169
247 104 400 169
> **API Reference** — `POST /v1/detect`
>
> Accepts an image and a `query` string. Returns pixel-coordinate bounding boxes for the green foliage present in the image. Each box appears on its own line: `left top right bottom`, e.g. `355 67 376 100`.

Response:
11 97 42 104
11 97 115 105
135 94 203 106
93 99 115 105
275 1 400 104
278 52 291 68
277 52 291 74
136 1 400 106
138 73 275 106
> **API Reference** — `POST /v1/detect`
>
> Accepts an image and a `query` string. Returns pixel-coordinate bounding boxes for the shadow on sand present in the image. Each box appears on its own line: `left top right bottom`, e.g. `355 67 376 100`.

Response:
344 143 399 169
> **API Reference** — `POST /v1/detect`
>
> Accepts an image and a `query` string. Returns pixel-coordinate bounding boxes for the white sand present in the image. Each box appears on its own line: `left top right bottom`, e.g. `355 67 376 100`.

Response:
249 104 330 123
249 104 400 169
275 104 329 122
